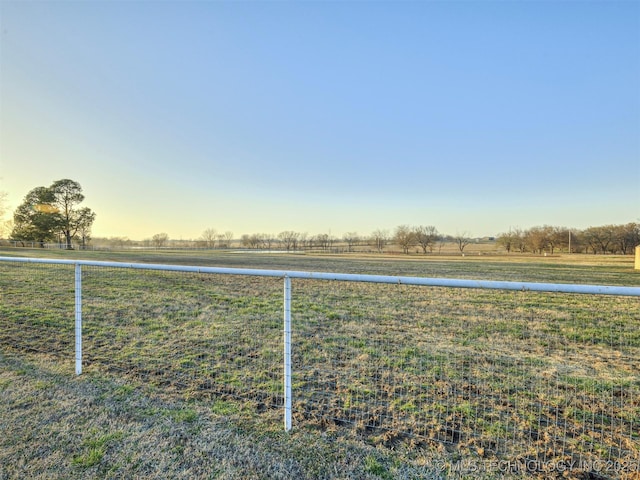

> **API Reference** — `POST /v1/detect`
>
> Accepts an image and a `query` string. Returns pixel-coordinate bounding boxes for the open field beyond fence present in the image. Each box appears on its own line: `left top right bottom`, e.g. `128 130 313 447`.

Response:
1 250 639 479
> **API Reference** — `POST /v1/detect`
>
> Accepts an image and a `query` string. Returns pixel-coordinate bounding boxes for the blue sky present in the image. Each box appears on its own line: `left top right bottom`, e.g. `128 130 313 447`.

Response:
1 1 638 240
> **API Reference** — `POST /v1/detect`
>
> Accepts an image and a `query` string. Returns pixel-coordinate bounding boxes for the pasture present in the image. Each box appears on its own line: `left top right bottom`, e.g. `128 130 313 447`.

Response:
1 249 639 479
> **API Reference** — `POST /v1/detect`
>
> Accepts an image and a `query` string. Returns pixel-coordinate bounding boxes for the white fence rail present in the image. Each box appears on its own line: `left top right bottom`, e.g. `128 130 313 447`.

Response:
1 256 639 477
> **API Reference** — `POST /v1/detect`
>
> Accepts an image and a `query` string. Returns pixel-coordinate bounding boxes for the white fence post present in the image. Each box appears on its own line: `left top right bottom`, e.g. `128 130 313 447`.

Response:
283 275 292 431
75 263 82 375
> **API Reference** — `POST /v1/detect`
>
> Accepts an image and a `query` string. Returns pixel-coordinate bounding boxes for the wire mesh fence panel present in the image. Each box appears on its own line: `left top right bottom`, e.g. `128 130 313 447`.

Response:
80 266 284 409
0 261 75 365
291 279 640 477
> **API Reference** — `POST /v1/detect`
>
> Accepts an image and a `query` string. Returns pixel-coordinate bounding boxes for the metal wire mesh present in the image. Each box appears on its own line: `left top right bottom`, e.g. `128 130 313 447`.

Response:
0 261 75 362
291 279 640 477
80 266 285 409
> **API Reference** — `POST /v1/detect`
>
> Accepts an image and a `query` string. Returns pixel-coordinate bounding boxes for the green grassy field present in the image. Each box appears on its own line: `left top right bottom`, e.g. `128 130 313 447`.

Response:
1 248 639 479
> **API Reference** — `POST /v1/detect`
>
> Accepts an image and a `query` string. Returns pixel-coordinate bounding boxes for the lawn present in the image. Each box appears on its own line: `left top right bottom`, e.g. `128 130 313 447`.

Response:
1 249 639 479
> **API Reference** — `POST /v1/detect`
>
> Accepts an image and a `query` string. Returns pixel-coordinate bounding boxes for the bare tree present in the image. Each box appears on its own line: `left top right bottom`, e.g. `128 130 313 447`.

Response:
217 231 234 248
394 225 416 254
76 211 95 249
613 223 640 254
548 226 569 254
525 226 550 254
313 233 333 251
258 233 275 250
513 228 527 253
241 233 263 249
414 225 439 254
370 229 390 253
497 228 525 253
298 232 309 250
437 235 449 254
200 228 217 248
151 233 169 248
497 230 515 253
583 225 618 254
567 229 583 253
454 232 472 253
278 231 300 251
240 234 251 248
343 232 360 252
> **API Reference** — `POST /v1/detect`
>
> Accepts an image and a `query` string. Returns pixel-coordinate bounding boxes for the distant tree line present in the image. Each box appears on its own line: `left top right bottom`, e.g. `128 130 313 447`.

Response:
496 224 640 255
210 223 639 255
238 231 339 252
3 183 637 255
22 222 638 255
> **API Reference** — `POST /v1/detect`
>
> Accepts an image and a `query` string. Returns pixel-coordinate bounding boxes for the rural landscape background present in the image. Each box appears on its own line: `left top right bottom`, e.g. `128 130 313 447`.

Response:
0 176 638 256
1 248 639 479
1 0 639 479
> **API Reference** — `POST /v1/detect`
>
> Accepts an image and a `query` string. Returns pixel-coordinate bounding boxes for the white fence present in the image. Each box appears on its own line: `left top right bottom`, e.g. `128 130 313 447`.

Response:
1 256 639 477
